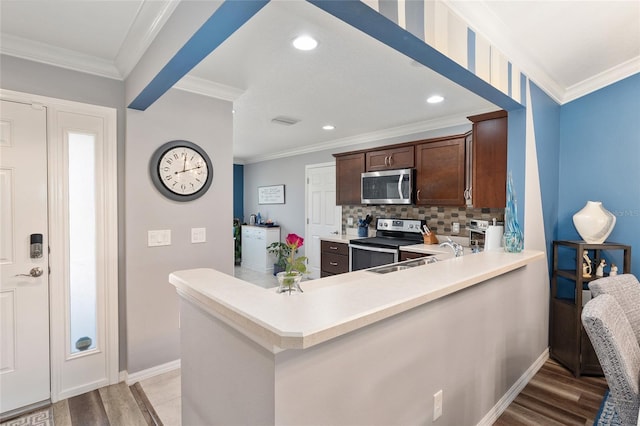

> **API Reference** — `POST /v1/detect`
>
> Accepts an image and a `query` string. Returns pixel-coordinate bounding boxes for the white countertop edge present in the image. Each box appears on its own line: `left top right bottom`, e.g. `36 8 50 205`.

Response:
169 250 545 351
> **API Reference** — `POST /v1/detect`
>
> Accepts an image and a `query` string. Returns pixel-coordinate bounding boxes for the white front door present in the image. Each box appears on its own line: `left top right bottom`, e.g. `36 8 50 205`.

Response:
305 163 341 279
0 100 50 414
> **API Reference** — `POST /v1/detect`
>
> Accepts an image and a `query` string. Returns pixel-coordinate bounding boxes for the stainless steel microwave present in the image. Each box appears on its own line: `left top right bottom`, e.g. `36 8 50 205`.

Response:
361 168 414 205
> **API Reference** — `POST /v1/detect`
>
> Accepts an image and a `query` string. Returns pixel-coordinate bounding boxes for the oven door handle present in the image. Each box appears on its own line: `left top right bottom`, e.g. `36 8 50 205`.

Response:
349 244 398 254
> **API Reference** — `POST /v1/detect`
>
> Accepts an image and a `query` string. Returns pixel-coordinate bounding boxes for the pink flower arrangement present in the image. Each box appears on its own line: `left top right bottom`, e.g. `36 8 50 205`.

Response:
283 233 307 274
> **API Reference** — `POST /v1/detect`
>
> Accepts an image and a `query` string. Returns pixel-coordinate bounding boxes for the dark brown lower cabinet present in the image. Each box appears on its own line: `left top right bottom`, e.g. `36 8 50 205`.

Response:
320 240 349 277
400 251 427 261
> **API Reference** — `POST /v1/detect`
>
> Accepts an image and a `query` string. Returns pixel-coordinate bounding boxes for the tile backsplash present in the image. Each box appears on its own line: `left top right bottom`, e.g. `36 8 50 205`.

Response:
342 205 504 237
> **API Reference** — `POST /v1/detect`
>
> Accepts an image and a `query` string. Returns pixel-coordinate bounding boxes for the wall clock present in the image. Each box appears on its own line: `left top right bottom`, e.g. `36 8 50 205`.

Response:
149 140 213 201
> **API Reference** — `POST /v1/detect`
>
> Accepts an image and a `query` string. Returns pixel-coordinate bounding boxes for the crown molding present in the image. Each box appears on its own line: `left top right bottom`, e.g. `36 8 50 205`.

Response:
443 0 566 104
235 110 493 164
562 56 640 104
174 75 244 102
0 33 122 80
115 0 180 79
443 0 640 105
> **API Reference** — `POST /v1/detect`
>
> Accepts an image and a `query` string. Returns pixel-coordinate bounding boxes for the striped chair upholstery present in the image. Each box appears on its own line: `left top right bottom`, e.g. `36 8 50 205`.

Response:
589 274 640 344
582 294 640 426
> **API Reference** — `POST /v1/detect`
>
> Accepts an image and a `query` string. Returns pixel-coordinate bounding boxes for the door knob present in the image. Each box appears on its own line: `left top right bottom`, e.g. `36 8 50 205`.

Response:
15 267 43 278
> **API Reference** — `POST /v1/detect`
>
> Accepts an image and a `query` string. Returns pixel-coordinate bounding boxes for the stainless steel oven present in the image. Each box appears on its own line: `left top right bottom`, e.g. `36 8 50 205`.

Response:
349 218 425 271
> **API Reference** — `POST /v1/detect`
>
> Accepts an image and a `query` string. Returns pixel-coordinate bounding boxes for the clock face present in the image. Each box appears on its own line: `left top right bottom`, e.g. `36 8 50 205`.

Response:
150 141 213 201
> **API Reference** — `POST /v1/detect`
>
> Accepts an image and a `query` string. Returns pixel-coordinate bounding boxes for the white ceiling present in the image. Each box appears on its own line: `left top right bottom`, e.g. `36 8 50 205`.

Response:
1 0 638 163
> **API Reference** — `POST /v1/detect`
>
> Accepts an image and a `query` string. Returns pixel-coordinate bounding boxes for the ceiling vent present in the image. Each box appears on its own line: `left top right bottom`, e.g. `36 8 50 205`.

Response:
271 116 300 126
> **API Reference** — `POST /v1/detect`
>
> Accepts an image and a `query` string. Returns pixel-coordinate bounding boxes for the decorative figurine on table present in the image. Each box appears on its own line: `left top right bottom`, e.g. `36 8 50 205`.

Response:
582 250 592 278
610 263 618 276
595 259 606 277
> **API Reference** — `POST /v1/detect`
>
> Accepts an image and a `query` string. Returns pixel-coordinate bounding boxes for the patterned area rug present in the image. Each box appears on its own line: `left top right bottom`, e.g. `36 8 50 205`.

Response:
0 408 53 426
595 390 621 426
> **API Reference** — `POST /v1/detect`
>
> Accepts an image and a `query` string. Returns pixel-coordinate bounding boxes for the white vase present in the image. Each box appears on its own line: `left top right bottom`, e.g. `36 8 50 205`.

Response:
572 201 616 244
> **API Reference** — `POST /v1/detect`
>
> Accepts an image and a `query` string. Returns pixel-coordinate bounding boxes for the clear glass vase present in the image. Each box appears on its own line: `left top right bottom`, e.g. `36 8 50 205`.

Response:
504 172 523 253
276 271 303 294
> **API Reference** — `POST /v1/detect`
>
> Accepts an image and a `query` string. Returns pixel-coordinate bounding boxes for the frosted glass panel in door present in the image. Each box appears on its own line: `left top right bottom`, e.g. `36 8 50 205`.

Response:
68 133 97 354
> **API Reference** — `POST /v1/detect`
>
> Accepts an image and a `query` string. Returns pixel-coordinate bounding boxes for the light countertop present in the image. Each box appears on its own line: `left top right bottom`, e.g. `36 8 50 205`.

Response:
170 249 544 352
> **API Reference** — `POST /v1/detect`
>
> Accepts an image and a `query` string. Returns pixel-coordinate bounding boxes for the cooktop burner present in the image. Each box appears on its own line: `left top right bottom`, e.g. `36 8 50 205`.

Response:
350 218 425 248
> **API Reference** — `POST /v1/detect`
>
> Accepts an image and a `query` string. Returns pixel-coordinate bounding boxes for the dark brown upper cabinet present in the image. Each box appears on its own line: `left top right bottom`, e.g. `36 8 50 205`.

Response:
415 136 466 206
467 110 508 208
334 152 365 205
365 145 414 171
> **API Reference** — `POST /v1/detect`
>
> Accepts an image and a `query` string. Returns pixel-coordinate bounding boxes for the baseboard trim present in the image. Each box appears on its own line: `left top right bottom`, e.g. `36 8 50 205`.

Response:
476 347 549 426
124 359 181 385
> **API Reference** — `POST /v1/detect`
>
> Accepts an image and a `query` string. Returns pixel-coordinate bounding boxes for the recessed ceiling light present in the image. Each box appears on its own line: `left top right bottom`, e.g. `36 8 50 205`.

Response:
293 35 318 51
427 95 444 104
322 124 335 130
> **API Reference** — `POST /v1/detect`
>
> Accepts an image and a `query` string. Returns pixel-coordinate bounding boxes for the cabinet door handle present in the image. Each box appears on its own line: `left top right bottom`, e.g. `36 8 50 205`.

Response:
329 262 338 266
384 156 389 166
388 154 393 166
329 246 338 250
416 189 421 201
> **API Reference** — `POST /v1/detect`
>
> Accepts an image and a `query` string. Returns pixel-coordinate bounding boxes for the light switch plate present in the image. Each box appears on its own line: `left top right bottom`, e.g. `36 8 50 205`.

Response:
148 230 171 247
191 227 206 243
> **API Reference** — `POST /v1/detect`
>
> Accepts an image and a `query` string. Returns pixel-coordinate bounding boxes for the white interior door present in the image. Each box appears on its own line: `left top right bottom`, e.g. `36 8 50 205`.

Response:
305 163 341 279
0 100 50 414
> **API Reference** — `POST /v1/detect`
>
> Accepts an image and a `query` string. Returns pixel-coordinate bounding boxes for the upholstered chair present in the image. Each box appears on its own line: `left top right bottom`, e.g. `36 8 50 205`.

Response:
582 294 640 426
589 274 640 344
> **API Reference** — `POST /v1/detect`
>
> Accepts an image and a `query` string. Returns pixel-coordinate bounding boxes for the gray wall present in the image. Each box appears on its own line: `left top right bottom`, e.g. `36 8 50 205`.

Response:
242 123 472 256
1 56 234 374
0 54 130 370
125 88 233 373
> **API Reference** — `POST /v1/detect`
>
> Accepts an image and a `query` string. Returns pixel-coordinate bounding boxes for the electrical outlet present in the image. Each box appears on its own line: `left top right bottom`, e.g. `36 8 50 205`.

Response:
347 217 354 226
452 222 460 234
433 389 443 421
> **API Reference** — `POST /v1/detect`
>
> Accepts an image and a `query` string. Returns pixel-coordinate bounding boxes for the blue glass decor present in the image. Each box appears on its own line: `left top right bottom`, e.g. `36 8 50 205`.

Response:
503 172 524 253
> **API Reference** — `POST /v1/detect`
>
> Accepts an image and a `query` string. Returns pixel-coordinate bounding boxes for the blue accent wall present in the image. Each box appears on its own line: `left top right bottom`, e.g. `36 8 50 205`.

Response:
233 164 244 221
506 108 526 228
529 82 561 265
558 73 640 274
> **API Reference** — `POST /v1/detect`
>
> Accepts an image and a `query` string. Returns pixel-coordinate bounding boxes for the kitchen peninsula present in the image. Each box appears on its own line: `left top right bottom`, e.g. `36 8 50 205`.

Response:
170 249 547 425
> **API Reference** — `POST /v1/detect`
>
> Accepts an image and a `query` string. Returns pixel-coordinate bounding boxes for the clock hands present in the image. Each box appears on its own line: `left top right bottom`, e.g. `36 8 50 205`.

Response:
174 164 204 175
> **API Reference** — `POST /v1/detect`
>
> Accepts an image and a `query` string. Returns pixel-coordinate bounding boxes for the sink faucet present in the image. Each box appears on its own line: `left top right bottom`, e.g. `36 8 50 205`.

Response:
440 238 464 257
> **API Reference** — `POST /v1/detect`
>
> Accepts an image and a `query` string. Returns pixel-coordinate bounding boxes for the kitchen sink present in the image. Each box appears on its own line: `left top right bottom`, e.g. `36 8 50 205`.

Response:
367 257 436 274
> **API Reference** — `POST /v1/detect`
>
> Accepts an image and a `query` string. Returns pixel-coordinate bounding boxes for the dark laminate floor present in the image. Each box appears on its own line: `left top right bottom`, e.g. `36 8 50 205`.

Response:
1 383 161 426
494 358 608 425
3 357 605 426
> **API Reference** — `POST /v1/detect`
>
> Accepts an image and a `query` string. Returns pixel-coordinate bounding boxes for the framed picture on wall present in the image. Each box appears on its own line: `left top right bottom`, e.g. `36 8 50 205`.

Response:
258 184 285 204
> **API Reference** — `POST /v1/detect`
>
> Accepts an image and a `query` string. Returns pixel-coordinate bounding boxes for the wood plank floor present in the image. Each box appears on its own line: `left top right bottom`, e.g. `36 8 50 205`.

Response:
3 357 606 426
1 382 162 426
494 358 608 425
